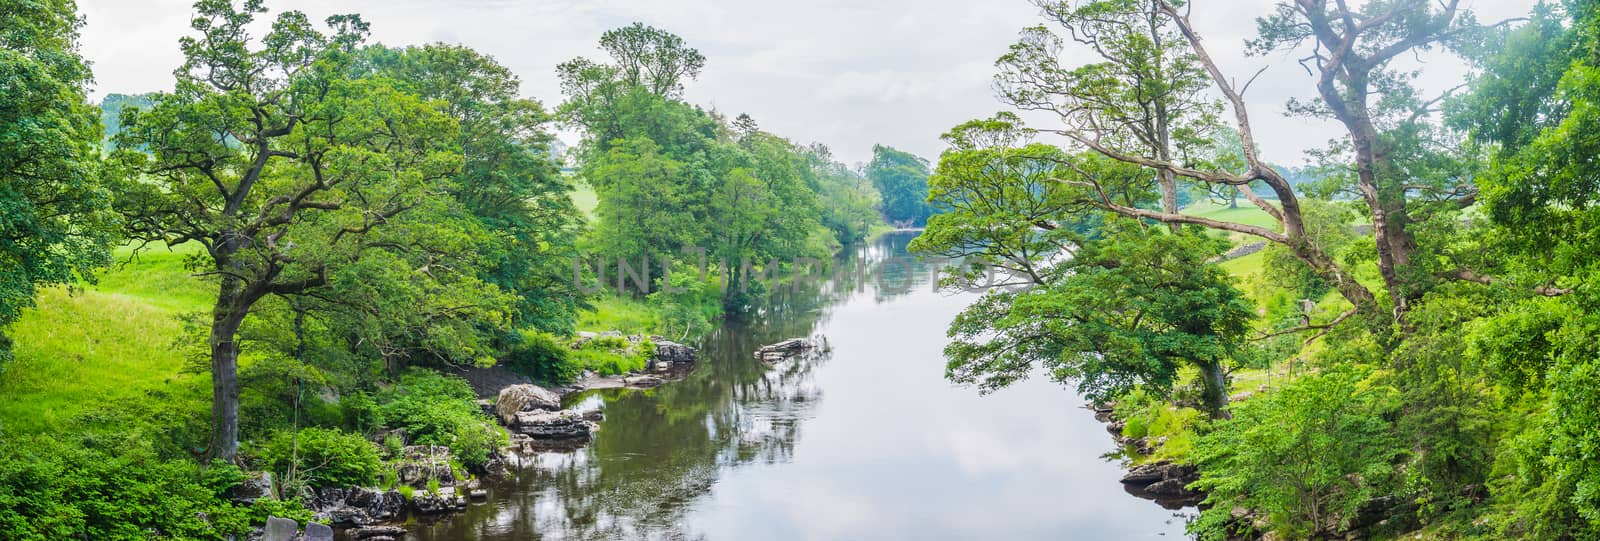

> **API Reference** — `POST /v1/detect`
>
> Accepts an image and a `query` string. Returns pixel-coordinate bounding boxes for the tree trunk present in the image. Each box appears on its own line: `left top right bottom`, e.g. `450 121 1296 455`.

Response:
1196 359 1228 418
209 273 248 462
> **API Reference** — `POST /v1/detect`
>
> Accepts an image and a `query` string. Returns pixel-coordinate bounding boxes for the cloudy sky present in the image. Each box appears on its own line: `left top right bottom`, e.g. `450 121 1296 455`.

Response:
79 0 1537 166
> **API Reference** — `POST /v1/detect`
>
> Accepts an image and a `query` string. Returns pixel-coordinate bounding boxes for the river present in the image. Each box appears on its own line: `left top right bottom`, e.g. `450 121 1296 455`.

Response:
408 232 1193 540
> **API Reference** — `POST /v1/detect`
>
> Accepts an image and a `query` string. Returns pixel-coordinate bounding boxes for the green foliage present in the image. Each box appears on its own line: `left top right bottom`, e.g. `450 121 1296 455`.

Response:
570 336 654 376
1112 389 1205 462
0 434 254 540
1191 367 1400 540
0 0 117 365
255 427 382 489
866 144 934 227
379 370 506 469
504 329 578 383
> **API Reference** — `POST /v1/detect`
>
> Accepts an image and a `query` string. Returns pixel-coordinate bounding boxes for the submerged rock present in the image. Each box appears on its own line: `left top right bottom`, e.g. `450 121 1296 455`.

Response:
1119 460 1203 508
348 525 408 540
755 338 815 361
623 375 664 388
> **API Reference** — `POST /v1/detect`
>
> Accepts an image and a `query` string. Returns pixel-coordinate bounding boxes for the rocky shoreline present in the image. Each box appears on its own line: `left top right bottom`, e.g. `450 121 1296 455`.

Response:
245 334 701 541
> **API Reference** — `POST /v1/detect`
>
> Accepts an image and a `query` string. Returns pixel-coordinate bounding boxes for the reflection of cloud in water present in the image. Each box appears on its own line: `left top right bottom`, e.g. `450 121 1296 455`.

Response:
407 232 1191 541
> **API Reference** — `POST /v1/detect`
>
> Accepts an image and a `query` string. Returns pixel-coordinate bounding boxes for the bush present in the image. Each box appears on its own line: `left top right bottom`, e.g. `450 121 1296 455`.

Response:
380 369 507 470
1189 368 1399 540
503 329 578 383
0 434 254 540
569 336 654 376
257 427 383 489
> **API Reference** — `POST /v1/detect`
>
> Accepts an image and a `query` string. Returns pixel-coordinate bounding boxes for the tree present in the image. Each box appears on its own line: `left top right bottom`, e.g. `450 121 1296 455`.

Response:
367 43 586 334
911 115 1252 415
996 0 1497 335
112 0 467 460
1001 0 1221 232
865 144 934 227
0 0 117 365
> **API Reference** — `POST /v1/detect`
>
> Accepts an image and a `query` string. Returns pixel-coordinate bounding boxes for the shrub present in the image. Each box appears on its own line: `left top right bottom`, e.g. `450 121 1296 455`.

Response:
0 434 254 540
569 336 654 376
380 369 507 470
257 427 383 489
503 329 578 383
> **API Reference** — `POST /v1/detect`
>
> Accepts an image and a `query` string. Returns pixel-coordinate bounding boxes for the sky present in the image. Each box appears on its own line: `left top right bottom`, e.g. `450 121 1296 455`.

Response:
78 0 1538 167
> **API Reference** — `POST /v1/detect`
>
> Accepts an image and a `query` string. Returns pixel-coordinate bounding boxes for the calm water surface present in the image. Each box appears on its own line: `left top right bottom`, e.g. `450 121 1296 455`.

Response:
410 232 1192 540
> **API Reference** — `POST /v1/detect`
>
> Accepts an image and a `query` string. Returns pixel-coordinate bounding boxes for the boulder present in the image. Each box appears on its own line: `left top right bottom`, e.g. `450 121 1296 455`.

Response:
263 517 298 541
303 522 334 541
228 473 274 505
469 489 488 500
495 384 562 424
506 409 596 439
754 338 813 361
348 525 408 540
623 375 664 388
306 487 405 526
410 486 467 514
654 340 697 364
1120 462 1170 485
395 445 458 487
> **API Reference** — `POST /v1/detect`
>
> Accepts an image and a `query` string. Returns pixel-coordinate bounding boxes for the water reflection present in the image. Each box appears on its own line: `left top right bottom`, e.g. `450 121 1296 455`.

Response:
409 233 1190 540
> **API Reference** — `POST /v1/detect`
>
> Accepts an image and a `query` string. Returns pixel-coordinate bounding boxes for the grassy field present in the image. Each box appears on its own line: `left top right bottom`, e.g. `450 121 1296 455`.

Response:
570 178 599 221
0 243 211 434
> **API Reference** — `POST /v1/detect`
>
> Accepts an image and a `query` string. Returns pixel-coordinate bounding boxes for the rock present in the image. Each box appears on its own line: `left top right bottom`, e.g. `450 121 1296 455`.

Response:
306 487 405 526
263 517 298 541
228 473 274 505
469 489 488 500
623 375 664 388
495 384 562 424
576 331 598 339
1120 462 1170 485
652 361 673 372
410 486 467 514
599 330 622 338
303 522 334 541
654 340 697 364
754 338 813 361
506 409 596 439
395 445 458 487
476 399 496 417
348 525 407 540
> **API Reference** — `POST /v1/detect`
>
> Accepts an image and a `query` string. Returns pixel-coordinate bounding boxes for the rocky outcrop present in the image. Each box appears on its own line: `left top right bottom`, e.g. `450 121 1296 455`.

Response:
227 473 274 505
394 445 459 487
1119 460 1204 509
304 487 405 526
653 339 697 364
495 384 562 424
505 409 595 439
755 338 815 361
409 485 468 514
348 525 408 541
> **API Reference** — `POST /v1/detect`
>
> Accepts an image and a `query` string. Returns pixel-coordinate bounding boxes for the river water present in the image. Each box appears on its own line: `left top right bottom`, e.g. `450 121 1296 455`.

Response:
409 232 1193 540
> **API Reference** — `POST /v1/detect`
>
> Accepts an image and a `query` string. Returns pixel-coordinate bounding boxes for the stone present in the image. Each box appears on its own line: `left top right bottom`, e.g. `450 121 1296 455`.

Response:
495 384 562 424
396 445 458 486
753 338 812 360
1120 462 1170 485
654 340 697 364
348 525 407 540
410 486 467 514
469 489 488 500
507 409 595 439
306 487 405 526
599 330 622 338
623 375 664 388
303 522 334 541
576 331 598 339
227 473 274 504
263 516 298 541
652 361 673 372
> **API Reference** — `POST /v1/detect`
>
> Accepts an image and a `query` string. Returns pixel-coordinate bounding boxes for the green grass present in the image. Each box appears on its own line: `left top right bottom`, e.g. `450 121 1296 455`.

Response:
576 295 662 336
1184 200 1282 230
570 178 599 221
0 243 211 434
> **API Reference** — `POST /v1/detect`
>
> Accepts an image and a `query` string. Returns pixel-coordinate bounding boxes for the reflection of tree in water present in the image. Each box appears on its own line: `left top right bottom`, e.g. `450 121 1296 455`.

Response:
410 237 949 541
